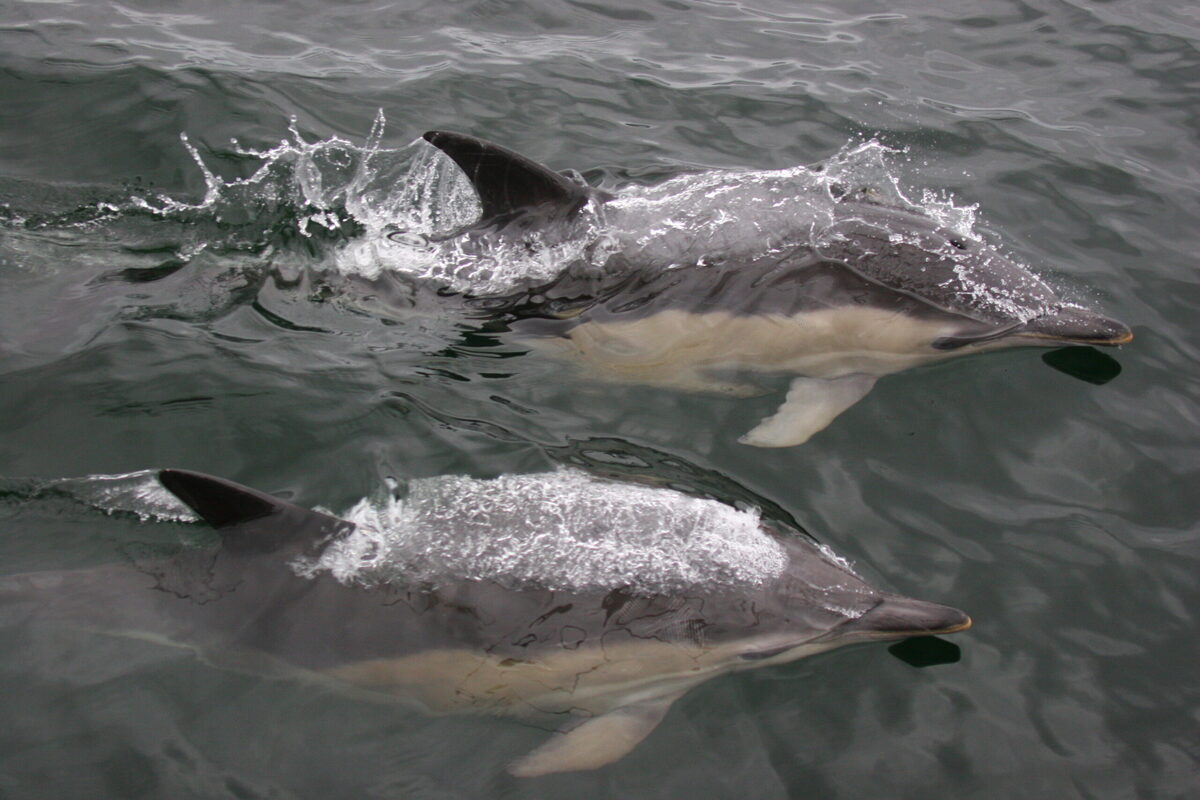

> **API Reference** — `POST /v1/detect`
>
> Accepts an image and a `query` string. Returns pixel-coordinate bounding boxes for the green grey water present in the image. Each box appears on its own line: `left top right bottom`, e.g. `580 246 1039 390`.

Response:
0 0 1197 798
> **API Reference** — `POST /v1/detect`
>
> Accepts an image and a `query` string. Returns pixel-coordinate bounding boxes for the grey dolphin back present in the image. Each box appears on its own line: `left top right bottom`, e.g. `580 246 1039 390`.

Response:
821 204 1132 345
423 130 594 223
818 206 1056 324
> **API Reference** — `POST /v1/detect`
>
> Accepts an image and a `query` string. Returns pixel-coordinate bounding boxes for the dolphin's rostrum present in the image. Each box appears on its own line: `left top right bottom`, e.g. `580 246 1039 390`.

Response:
416 131 1132 447
2 468 970 777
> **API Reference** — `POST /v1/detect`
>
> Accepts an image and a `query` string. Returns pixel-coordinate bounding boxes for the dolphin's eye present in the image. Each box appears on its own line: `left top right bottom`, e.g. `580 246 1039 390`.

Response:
948 238 968 250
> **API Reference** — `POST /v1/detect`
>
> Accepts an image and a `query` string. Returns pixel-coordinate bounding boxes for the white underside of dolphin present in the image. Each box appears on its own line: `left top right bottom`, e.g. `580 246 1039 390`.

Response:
529 306 977 447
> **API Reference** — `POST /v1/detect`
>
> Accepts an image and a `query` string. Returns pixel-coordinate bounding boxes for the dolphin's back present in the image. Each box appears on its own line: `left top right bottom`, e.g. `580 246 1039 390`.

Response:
544 249 966 323
817 203 1058 323
0 517 871 678
513 219 1041 345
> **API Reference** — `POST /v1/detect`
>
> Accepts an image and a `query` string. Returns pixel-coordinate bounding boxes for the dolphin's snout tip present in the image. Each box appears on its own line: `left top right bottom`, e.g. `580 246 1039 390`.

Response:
1021 308 1133 347
1086 317 1133 346
847 597 972 639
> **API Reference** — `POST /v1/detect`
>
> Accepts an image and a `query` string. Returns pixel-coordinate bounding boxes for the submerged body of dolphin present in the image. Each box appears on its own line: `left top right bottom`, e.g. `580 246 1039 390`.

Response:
414 131 1132 446
2 468 969 776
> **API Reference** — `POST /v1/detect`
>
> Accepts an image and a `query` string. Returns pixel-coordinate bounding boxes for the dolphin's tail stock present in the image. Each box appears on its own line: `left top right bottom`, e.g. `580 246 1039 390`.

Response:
0 565 156 632
1 471 355 632
0 571 51 626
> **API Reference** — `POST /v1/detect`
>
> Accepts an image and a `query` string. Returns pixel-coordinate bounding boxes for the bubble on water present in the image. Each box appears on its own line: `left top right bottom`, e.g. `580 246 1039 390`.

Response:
293 467 789 594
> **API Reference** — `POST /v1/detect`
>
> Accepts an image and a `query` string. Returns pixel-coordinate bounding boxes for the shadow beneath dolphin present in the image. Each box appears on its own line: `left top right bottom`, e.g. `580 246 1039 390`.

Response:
887 636 962 668
1041 346 1124 385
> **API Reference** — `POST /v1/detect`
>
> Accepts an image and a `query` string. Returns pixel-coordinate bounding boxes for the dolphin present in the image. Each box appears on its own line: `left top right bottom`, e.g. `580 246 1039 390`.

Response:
417 131 1132 447
1 468 970 777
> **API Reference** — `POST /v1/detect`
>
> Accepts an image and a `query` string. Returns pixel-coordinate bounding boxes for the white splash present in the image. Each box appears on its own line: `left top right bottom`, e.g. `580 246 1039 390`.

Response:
606 165 836 270
602 138 997 284
337 192 612 295
46 470 199 522
294 467 789 594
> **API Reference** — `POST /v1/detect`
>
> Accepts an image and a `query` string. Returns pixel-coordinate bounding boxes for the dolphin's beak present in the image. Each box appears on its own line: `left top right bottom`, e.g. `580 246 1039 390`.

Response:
1018 307 1133 346
838 596 972 640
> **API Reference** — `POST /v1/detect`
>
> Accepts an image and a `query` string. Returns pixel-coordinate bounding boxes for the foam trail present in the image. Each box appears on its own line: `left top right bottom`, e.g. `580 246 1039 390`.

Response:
295 467 789 595
3 471 199 522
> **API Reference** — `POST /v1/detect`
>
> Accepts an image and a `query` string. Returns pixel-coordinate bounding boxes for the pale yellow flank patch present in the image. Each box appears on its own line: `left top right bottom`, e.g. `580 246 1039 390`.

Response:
525 307 968 445
324 637 732 719
532 307 962 387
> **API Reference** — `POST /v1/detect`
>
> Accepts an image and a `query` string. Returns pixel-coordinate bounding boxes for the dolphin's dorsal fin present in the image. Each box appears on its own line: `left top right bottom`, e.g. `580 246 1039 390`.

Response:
158 469 353 556
423 130 592 222
508 693 681 777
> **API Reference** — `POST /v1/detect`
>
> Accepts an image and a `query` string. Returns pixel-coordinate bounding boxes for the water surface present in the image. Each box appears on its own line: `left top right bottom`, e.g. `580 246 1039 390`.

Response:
1 1 1198 798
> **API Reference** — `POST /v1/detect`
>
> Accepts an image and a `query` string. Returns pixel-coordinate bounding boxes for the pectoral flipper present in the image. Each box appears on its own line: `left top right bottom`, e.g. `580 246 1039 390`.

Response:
739 374 877 447
508 693 682 777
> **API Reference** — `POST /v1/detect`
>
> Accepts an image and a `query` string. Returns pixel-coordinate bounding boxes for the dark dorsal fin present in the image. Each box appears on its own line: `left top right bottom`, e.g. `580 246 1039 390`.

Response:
423 130 592 222
158 469 353 556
